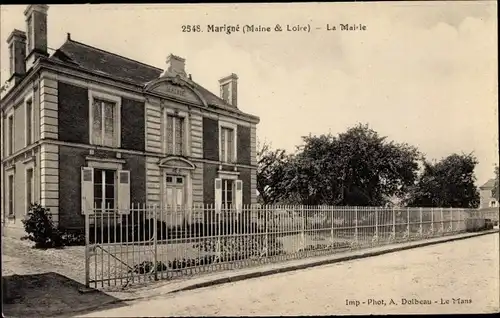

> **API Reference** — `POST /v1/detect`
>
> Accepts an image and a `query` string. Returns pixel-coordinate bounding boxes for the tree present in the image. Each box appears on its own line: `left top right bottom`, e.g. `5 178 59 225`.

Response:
256 140 291 204
256 124 422 206
406 153 480 208
492 165 499 201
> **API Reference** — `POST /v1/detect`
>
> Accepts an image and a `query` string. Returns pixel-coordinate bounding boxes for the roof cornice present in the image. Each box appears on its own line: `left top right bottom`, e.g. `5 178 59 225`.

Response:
1 57 260 124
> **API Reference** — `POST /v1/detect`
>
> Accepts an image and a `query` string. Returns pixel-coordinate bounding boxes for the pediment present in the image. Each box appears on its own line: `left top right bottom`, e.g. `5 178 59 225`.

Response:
145 75 206 107
158 156 196 170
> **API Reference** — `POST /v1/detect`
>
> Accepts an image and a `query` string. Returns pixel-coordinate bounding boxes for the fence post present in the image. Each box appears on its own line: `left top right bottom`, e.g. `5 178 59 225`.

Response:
392 207 396 241
419 207 423 237
300 206 306 252
216 206 221 260
153 204 158 281
84 208 90 288
406 207 410 240
331 206 334 247
440 207 444 233
450 207 453 232
354 206 358 243
265 206 269 258
430 208 434 235
373 207 378 243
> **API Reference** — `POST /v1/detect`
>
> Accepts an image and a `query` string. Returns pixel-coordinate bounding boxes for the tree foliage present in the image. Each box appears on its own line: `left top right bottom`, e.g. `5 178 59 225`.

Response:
405 153 480 208
256 140 292 204
492 165 499 201
257 124 422 206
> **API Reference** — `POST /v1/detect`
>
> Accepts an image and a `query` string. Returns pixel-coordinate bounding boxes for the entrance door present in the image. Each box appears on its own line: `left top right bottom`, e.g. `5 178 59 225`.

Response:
164 175 185 226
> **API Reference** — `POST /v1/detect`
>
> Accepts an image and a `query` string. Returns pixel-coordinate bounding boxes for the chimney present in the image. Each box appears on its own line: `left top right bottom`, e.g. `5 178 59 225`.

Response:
219 73 238 107
160 54 187 78
24 4 49 71
6 29 27 85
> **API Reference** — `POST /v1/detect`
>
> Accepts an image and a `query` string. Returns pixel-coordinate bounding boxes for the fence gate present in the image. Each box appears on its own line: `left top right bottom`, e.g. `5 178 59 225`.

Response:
84 205 162 289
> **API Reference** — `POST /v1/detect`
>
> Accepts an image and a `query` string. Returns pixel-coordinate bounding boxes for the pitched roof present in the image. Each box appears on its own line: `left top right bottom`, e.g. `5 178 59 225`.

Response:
479 178 496 189
49 39 251 114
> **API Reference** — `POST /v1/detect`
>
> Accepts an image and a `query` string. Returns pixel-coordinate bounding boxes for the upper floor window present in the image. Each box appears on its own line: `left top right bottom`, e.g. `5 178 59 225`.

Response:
163 109 188 156
219 121 237 163
7 113 14 156
166 114 184 155
25 96 33 146
89 90 121 148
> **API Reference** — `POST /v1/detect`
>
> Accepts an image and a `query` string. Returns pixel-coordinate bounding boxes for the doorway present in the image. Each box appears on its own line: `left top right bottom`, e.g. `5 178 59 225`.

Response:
164 174 185 226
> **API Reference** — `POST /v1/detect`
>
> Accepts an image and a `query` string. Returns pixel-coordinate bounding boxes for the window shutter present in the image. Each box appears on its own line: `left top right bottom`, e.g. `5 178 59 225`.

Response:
117 170 131 214
81 167 94 214
215 178 222 213
235 180 243 213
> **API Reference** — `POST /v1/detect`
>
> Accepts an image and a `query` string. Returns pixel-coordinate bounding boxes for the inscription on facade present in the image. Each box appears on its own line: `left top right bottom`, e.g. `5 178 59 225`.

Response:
164 84 186 97
150 81 203 106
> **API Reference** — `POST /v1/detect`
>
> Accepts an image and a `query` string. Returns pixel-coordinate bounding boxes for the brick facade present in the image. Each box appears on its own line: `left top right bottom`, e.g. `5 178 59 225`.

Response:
1 9 259 230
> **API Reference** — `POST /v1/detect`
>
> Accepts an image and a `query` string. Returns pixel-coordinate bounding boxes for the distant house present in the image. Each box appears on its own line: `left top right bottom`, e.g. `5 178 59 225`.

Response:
1 5 259 231
479 179 498 209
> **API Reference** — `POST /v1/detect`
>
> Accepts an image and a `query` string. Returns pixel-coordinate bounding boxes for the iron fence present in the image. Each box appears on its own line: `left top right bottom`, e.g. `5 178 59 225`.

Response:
84 204 490 289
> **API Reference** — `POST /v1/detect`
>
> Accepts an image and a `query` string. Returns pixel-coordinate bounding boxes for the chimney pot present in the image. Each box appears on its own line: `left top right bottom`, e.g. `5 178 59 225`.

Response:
24 4 49 71
161 54 187 78
6 29 27 85
219 73 238 107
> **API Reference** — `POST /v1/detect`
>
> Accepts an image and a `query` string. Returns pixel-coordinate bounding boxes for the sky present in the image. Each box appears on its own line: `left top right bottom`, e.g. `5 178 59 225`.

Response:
1 2 498 186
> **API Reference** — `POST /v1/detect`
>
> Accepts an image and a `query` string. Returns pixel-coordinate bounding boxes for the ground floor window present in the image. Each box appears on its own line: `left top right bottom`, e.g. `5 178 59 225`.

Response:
8 174 14 215
222 179 234 209
81 166 130 214
94 169 116 210
215 177 243 212
26 168 34 212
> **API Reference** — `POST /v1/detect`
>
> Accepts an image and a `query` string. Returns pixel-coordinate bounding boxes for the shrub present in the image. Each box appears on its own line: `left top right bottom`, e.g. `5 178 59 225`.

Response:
168 256 218 270
61 231 86 246
194 234 284 261
22 204 64 248
129 261 168 274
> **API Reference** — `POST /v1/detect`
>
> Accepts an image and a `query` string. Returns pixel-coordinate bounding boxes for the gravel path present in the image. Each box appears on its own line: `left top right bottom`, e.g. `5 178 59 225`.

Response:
78 233 500 316
1 237 118 318
2 236 86 282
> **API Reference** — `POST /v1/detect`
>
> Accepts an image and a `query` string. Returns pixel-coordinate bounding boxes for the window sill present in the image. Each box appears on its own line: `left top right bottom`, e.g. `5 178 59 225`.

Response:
85 156 126 165
90 144 121 149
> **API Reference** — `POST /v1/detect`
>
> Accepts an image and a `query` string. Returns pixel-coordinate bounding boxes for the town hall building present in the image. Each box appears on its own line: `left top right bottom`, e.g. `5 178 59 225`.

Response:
1 5 259 230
